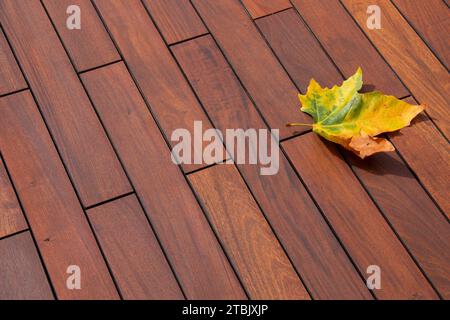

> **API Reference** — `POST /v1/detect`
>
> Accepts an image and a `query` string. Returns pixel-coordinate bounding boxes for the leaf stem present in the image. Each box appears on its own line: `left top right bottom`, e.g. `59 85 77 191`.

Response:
286 123 313 127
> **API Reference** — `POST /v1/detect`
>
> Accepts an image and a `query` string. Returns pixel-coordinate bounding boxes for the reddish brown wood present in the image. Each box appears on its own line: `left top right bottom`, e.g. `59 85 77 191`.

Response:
393 0 450 69
143 0 207 44
88 195 184 300
0 159 27 239
0 0 131 207
192 0 311 139
291 0 408 97
0 28 26 95
241 0 291 19
172 36 372 299
344 148 450 298
43 0 120 72
0 91 119 299
189 165 309 299
81 62 246 299
94 0 224 173
256 9 342 91
283 133 438 299
342 0 450 139
388 97 450 219
0 232 53 300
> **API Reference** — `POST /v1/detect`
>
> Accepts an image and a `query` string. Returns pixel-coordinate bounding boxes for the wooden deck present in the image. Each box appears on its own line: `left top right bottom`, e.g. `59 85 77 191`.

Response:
0 0 448 300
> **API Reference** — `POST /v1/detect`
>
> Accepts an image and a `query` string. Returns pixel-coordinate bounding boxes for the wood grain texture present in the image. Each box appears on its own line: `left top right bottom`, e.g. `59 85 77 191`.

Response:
0 0 131 207
256 9 342 91
189 165 309 300
291 0 408 97
192 0 311 139
94 0 224 173
0 28 26 96
42 0 120 72
241 0 291 19
393 0 450 69
81 62 246 300
344 149 450 299
389 97 450 218
173 36 372 299
0 232 53 300
0 91 119 299
283 133 438 300
143 0 207 44
342 0 450 139
0 159 27 239
88 195 183 300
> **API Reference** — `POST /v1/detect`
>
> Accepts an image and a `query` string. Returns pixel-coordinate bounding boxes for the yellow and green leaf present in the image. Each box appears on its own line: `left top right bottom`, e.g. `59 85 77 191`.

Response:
288 68 424 159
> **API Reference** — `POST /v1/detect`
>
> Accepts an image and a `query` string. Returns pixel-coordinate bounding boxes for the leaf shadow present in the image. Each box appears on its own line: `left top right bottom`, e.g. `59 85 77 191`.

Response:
361 83 376 92
341 148 411 178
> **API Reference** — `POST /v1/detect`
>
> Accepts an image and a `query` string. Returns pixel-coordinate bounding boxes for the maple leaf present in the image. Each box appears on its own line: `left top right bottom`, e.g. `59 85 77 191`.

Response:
288 68 424 158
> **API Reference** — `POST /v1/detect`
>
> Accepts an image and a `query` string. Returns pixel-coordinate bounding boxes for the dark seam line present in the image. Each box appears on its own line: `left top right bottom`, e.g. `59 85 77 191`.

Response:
0 27 28 91
0 228 29 242
288 4 347 83
252 6 293 21
337 146 444 300
91 0 247 300
188 0 315 299
188 0 358 300
0 149 57 299
185 162 219 176
84 191 136 211
238 0 375 299
167 32 210 47
0 87 28 99
338 0 448 141
338 0 450 195
294 0 443 298
141 0 251 299
91 0 189 300
28 1 125 300
388 135 450 224
291 0 443 297
279 129 312 142
78 59 123 74
390 0 449 72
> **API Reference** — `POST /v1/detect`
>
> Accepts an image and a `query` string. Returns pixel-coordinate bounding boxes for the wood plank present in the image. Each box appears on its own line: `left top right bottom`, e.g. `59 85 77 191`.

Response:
241 0 291 19
343 148 450 298
393 0 450 69
87 195 184 300
191 0 311 139
291 0 408 97
81 62 246 300
0 0 131 207
189 165 309 300
256 9 342 91
142 0 207 44
389 97 450 218
0 91 119 299
172 36 372 299
341 0 450 139
0 232 53 300
94 0 224 173
283 133 438 299
43 0 120 72
0 28 26 95
0 158 27 239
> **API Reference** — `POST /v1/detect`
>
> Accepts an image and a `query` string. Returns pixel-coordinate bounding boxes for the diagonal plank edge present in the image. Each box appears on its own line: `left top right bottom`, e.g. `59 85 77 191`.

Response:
341 0 450 139
0 91 119 299
0 0 131 207
81 62 246 300
173 35 372 299
189 164 310 300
